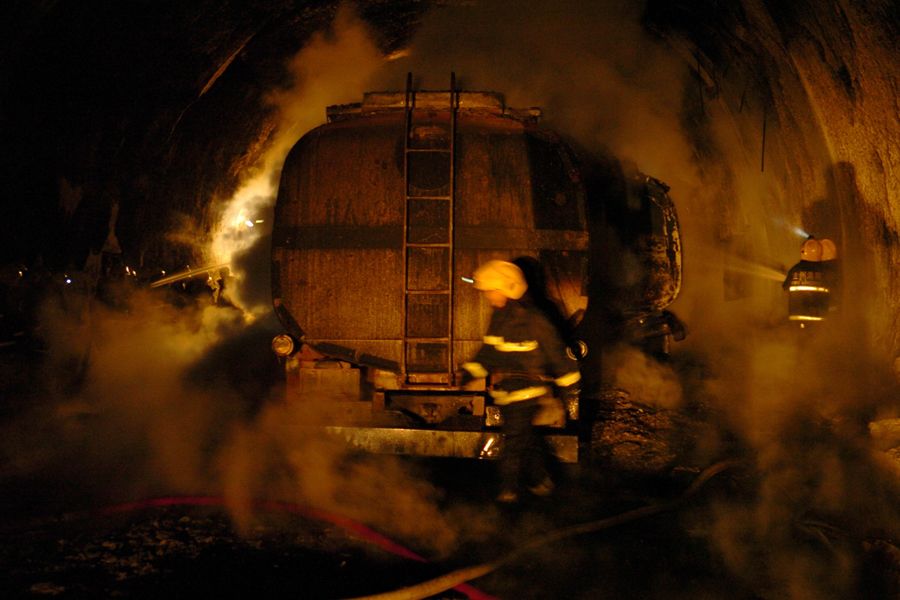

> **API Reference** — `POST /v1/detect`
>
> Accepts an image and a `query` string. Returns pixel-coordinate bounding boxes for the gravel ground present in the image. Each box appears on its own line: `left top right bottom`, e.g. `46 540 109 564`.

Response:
0 504 463 599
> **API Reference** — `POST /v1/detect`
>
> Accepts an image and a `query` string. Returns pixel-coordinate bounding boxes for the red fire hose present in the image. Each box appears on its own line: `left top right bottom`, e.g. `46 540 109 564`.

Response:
100 495 497 600
74 460 737 600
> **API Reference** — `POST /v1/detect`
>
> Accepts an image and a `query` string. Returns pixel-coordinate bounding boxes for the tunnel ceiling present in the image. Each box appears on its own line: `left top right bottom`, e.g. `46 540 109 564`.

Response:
0 0 425 266
0 0 897 353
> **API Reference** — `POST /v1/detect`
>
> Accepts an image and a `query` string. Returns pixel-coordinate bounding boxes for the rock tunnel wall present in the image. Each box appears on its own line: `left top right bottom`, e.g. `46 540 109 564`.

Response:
646 0 899 360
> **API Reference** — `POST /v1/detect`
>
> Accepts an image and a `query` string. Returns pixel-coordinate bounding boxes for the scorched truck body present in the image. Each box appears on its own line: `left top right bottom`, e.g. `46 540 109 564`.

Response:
270 77 683 463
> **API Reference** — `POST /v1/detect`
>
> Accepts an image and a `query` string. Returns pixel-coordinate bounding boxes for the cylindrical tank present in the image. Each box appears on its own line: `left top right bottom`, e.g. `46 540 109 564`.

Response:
271 88 681 384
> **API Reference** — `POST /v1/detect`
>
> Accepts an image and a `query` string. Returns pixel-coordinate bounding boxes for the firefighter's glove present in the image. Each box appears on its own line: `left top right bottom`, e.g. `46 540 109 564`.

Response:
460 362 488 389
460 370 486 390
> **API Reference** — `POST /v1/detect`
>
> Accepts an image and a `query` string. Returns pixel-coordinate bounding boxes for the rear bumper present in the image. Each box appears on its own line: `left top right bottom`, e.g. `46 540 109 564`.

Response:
323 426 579 463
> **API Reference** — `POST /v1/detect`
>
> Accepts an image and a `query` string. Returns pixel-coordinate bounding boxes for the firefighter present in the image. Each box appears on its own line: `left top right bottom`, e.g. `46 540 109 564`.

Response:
461 260 581 503
782 237 832 323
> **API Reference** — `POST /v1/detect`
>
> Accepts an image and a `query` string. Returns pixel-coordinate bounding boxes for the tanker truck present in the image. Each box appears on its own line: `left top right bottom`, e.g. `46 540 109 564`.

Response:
269 75 683 463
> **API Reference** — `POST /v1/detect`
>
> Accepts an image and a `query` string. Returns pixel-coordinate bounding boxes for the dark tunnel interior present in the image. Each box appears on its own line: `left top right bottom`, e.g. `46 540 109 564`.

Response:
0 1 899 598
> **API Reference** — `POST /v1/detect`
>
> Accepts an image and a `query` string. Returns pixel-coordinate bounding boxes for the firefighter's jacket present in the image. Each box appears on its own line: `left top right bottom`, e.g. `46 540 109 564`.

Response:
783 260 831 290
463 300 581 405
782 259 839 320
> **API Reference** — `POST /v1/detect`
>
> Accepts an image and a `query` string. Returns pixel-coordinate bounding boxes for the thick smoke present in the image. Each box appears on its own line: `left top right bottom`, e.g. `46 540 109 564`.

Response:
0 286 470 556
206 4 387 316
606 345 684 410
0 288 249 504
375 0 694 185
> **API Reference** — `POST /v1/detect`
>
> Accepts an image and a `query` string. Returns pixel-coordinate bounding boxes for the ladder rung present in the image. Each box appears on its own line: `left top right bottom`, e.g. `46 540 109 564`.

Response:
405 337 450 342
405 195 450 201
407 242 450 248
406 148 451 154
406 289 450 295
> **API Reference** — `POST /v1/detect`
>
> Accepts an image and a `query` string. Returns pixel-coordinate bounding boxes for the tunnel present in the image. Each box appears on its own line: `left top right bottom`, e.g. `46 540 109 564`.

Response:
1 1 899 598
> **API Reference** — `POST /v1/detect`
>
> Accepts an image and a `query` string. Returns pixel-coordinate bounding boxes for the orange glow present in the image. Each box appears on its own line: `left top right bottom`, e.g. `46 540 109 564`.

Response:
206 6 385 317
209 173 274 271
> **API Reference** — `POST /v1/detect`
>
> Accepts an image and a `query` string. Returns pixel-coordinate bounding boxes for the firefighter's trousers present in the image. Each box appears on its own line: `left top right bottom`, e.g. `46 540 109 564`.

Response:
498 397 553 494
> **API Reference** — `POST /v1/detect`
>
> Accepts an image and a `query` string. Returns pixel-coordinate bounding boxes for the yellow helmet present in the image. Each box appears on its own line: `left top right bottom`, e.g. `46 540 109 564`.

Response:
820 238 837 261
800 238 823 262
473 260 527 299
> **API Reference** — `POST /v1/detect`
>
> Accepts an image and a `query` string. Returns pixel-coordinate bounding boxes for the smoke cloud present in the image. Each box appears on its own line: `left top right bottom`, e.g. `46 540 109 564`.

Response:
0 278 469 556
375 0 694 184
207 4 387 316
606 345 683 410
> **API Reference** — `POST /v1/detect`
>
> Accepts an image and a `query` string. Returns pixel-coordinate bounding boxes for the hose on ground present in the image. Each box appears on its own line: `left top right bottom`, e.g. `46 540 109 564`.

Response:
95 496 495 599
345 459 741 600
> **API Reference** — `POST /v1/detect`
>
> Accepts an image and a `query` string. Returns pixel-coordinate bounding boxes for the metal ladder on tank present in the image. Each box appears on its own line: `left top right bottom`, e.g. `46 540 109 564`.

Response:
401 72 458 385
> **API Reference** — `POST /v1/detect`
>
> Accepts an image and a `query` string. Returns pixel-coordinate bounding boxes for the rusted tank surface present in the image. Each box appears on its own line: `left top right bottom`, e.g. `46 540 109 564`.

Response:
272 90 591 383
270 84 683 461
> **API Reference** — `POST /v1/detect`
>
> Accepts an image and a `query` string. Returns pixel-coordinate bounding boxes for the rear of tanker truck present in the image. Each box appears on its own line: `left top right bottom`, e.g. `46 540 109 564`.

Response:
269 79 682 464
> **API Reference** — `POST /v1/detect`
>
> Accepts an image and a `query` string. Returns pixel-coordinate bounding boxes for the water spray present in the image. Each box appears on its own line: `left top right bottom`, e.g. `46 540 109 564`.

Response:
770 217 811 239
723 254 786 282
149 262 231 288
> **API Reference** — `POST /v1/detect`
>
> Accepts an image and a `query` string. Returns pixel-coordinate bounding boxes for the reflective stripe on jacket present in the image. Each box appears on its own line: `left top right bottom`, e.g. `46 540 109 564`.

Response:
463 300 580 404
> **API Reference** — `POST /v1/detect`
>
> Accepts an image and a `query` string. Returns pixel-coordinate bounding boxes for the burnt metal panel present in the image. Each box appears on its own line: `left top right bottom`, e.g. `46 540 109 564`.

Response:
407 294 450 337
408 198 449 244
273 225 403 249
272 112 406 348
407 341 449 373
454 124 534 231
273 248 402 340
407 247 449 291
275 119 403 229
525 130 586 231
272 105 594 371
408 121 451 150
407 151 451 197
272 225 586 250
584 171 682 315
455 226 587 250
